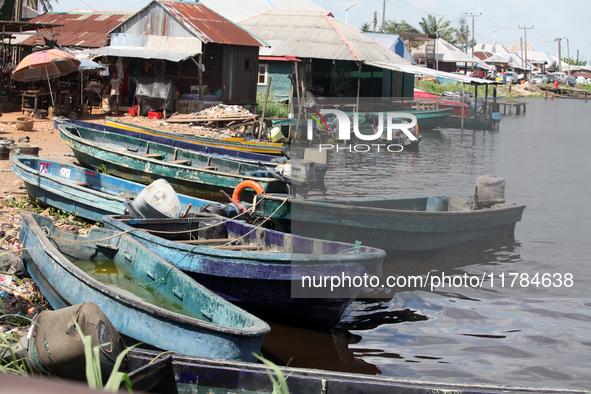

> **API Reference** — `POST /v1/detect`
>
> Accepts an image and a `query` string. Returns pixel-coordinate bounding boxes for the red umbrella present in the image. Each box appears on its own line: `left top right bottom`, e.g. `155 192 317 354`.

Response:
11 49 81 106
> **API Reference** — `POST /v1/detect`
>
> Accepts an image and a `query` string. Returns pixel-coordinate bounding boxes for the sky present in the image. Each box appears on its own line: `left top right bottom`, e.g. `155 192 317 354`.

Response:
48 0 591 65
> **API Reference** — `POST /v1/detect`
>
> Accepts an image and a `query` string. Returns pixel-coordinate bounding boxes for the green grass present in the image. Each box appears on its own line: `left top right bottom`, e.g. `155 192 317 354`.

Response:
256 92 289 119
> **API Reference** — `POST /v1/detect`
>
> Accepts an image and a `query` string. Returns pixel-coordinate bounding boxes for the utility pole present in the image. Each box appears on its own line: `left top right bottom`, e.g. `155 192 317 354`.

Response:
520 37 524 69
465 13 481 57
373 11 377 32
566 38 570 75
518 26 533 74
381 0 386 32
555 38 562 72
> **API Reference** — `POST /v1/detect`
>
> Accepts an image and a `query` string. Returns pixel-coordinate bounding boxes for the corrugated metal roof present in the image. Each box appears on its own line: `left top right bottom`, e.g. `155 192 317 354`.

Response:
202 0 325 23
369 62 495 84
363 32 416 64
89 46 197 62
111 1 262 47
239 10 409 64
21 12 133 48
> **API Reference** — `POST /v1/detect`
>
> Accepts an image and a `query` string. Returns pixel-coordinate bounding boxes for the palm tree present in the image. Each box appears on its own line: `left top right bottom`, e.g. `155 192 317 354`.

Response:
25 0 57 13
360 22 371 32
419 15 456 42
454 25 470 53
383 19 419 34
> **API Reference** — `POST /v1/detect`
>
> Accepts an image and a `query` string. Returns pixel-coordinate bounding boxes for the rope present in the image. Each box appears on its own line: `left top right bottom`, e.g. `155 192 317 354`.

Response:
148 351 178 364
212 194 288 249
41 226 138 243
338 240 362 254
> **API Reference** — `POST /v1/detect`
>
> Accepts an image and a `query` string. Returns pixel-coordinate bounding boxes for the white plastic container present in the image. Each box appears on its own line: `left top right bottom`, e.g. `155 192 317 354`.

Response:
133 179 182 218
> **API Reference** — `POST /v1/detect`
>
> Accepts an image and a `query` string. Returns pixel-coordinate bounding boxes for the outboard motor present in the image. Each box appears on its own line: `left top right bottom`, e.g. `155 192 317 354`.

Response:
474 175 505 208
125 179 182 218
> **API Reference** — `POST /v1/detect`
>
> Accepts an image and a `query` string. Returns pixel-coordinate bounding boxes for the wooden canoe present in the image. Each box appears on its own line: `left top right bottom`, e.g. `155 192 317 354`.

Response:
54 117 288 165
102 213 385 330
255 194 526 251
126 348 582 394
104 117 286 155
18 212 270 362
11 155 236 223
58 123 288 198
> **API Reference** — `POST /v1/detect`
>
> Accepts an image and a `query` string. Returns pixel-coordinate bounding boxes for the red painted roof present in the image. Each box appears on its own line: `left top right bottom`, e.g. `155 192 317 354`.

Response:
159 2 263 47
259 55 301 62
21 12 132 48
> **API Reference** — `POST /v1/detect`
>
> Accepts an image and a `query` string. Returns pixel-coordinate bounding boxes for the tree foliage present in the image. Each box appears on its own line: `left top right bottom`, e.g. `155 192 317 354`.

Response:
24 0 57 13
562 57 587 66
360 22 371 32
0 0 15 20
383 19 419 34
419 15 457 42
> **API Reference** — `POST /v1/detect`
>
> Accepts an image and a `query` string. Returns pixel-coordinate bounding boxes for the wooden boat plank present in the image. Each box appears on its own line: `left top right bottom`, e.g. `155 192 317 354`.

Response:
19 212 270 362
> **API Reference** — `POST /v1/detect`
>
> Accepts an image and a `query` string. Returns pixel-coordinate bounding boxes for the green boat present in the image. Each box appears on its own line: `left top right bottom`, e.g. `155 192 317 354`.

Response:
58 124 288 199
255 194 526 251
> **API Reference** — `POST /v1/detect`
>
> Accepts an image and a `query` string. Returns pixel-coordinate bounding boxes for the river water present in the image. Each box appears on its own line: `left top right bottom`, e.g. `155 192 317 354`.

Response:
261 97 591 390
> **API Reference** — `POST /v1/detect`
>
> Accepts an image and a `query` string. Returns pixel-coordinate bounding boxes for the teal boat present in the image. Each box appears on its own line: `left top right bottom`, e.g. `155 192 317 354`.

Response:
58 124 288 199
18 212 270 361
255 194 526 251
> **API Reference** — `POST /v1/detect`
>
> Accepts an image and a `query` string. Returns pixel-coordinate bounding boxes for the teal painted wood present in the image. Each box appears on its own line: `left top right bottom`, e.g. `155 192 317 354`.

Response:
18 212 270 362
58 124 288 198
11 155 235 223
258 195 526 251
102 214 385 329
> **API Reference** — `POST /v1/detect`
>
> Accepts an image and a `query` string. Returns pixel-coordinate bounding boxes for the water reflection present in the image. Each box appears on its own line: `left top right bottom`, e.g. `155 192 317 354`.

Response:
261 323 381 375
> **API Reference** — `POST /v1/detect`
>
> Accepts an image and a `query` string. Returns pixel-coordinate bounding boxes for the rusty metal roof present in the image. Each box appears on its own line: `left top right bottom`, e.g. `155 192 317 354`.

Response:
20 12 133 48
156 1 263 46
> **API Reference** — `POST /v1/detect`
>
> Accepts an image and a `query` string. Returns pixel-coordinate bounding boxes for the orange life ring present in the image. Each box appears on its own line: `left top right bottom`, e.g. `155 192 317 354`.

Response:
232 180 265 203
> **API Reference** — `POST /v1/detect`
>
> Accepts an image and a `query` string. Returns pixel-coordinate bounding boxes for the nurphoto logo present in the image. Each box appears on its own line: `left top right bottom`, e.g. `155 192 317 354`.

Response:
304 108 418 152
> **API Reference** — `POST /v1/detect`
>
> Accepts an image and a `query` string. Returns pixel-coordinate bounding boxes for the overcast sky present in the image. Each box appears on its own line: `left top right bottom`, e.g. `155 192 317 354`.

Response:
50 0 591 64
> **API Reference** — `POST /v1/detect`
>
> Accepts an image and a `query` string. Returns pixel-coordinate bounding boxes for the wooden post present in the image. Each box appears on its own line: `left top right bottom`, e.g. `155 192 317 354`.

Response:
461 82 465 131
287 83 294 140
473 83 478 130
258 77 272 140
293 63 302 141
356 62 362 112
484 84 488 118
198 54 203 102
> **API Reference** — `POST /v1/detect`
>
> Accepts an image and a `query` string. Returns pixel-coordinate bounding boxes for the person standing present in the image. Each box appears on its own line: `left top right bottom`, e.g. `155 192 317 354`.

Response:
107 72 122 114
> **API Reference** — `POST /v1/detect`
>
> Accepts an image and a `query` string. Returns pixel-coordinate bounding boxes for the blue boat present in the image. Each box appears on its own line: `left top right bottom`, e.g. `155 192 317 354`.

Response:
57 123 288 198
11 155 235 223
18 212 270 362
102 214 385 329
53 117 288 166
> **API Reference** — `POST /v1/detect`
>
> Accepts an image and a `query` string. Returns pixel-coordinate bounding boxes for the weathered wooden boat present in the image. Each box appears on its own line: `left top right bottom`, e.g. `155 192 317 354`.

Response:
102 213 385 329
254 194 526 251
58 123 288 198
126 348 583 394
441 114 499 131
18 212 270 362
54 117 288 165
105 117 286 155
11 154 236 223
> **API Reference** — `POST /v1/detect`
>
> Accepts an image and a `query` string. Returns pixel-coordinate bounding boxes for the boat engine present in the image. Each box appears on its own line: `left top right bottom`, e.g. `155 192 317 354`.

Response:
475 175 505 207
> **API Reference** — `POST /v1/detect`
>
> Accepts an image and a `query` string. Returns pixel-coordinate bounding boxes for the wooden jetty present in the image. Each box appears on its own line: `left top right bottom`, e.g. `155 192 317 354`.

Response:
485 101 527 115
538 85 590 101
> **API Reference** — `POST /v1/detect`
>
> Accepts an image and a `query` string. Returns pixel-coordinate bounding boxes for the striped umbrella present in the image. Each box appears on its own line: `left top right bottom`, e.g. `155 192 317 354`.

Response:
11 49 81 106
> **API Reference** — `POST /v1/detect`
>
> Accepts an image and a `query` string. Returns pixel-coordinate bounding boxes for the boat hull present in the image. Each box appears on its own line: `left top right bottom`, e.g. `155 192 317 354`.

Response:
54 117 286 164
19 212 270 362
104 117 286 155
11 155 232 223
103 215 385 329
58 124 288 199
258 195 526 251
